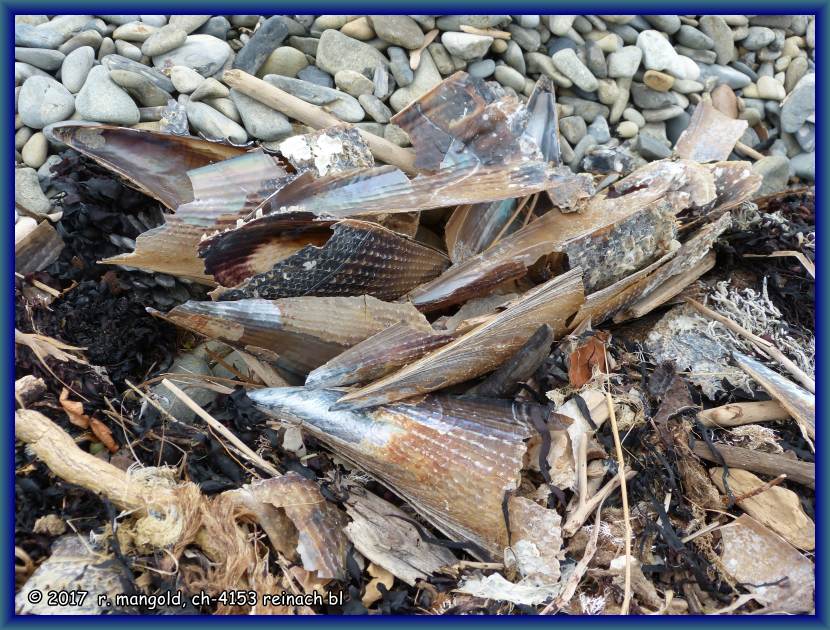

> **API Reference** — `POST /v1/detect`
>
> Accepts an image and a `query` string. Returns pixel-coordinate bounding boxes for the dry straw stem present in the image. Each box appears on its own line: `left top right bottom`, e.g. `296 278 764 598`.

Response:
685 298 815 394
161 379 281 478
734 141 764 161
744 251 815 279
221 69 418 175
605 377 631 615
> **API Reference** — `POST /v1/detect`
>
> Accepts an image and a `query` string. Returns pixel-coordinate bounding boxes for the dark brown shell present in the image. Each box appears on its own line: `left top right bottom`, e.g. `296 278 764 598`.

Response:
212 219 449 302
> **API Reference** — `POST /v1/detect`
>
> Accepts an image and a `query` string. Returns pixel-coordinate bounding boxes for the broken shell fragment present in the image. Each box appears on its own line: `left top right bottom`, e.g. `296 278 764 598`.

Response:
390 71 541 171
335 267 584 410
343 486 458 586
719 515 814 613
249 387 561 559
674 102 749 163
152 295 429 377
249 473 349 581
207 218 449 302
732 351 815 440
305 321 455 389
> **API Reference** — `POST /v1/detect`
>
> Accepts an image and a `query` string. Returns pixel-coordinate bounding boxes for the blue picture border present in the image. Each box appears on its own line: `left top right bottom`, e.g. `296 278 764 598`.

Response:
4 2 827 626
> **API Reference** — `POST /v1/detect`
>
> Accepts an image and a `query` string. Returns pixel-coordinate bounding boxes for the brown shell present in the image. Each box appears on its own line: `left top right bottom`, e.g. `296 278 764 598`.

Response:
16 221 64 274
254 160 588 220
674 102 749 163
444 199 519 263
213 219 449 302
305 322 458 389
707 161 763 212
408 185 652 313
152 295 429 376
335 267 585 410
103 150 291 283
248 388 548 559
44 122 247 209
250 473 348 580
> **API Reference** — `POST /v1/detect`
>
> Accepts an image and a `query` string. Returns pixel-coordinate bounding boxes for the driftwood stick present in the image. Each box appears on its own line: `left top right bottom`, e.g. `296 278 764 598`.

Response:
686 299 815 394
697 401 789 427
221 69 418 175
691 441 814 489
734 141 765 161
15 409 176 511
465 324 553 397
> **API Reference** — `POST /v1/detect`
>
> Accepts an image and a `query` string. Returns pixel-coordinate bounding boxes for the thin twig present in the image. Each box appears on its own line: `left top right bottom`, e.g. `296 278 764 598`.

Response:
161 379 281 478
686 298 815 393
724 474 787 505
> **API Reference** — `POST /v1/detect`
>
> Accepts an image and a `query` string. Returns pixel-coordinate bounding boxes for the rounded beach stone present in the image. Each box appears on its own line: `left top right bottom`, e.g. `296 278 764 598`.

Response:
18 76 75 129
75 65 140 125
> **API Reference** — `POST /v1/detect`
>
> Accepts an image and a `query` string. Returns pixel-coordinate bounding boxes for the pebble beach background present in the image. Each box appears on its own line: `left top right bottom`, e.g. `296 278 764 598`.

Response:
15 13 815 216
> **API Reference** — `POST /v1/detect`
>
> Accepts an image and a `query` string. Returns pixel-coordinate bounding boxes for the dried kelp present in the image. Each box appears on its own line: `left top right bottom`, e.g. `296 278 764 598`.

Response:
207 219 449 301
335 268 584 410
152 295 429 376
44 122 247 209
